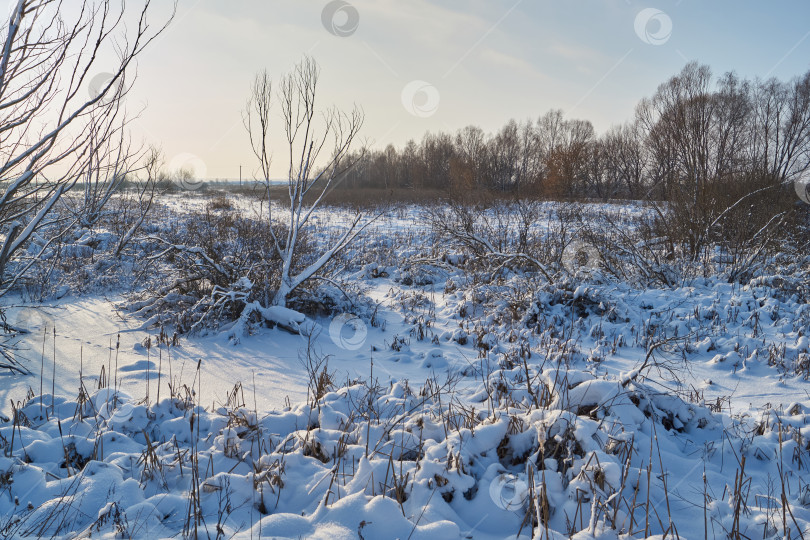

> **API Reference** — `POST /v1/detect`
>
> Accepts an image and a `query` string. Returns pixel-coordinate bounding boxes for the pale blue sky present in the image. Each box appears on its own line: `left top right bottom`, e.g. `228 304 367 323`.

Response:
123 1 810 179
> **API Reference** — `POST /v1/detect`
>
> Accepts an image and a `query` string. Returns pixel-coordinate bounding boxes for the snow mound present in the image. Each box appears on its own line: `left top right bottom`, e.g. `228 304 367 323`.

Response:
2 370 809 539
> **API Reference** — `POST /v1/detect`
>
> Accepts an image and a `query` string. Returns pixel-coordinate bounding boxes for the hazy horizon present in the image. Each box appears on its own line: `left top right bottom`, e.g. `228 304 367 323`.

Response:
121 1 810 180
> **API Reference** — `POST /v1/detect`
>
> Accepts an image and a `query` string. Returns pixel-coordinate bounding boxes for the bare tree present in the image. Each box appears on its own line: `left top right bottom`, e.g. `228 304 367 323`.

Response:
488 120 520 192
74 119 133 230
114 146 161 257
751 72 810 183
236 56 368 335
535 109 595 196
635 62 804 272
485 119 543 193
420 131 455 191
452 125 487 191
245 69 274 190
600 123 647 199
0 0 173 302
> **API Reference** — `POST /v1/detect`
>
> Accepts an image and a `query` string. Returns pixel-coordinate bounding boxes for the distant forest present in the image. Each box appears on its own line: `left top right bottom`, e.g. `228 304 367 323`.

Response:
339 61 810 202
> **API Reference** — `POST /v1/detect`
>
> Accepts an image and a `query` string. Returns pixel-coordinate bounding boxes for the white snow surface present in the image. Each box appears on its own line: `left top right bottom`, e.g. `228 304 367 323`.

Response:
1 196 810 538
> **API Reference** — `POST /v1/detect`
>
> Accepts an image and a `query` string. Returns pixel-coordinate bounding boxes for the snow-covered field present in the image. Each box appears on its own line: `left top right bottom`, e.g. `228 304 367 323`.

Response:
2 194 810 539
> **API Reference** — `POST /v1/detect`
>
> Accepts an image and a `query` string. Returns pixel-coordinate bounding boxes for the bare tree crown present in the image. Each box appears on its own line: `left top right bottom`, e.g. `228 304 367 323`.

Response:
0 0 173 295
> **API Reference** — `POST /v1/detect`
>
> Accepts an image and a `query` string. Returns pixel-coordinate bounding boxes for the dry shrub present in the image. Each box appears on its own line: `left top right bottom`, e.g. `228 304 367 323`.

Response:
141 205 316 333
651 172 798 279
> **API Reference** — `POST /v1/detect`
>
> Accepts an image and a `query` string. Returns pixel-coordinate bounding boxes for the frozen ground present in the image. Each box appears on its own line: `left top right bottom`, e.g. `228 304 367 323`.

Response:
1 196 810 538
3 273 807 422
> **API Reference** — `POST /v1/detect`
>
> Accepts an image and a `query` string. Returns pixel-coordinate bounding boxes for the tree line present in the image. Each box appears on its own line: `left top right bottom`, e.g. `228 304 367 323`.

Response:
340 62 810 203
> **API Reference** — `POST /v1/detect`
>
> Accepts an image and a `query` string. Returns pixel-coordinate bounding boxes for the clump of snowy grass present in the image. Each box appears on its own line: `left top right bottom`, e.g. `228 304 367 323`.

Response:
2 335 809 538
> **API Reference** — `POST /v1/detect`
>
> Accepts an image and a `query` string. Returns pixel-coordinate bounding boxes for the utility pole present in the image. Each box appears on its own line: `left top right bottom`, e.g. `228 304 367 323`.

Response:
239 165 242 186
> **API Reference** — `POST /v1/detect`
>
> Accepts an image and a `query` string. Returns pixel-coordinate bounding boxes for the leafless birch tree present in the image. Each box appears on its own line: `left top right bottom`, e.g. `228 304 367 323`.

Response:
236 56 368 334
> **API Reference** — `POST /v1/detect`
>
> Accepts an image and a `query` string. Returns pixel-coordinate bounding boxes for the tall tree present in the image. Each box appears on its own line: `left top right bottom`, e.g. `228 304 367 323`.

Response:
0 0 172 299
238 57 368 335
